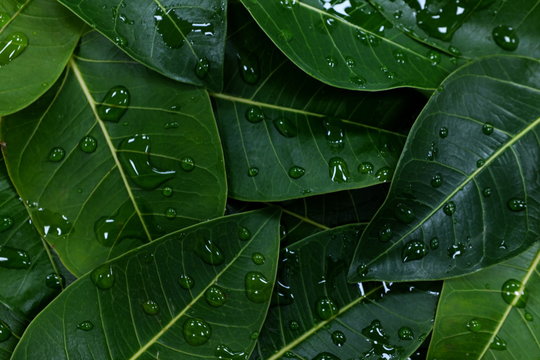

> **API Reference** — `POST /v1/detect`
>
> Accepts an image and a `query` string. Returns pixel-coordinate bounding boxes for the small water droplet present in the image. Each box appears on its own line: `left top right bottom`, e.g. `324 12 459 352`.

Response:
356 263 369 278
375 167 391 182
466 319 482 332
0 216 13 232
180 157 195 172
0 32 28 66
79 136 97 153
279 0 298 9
238 53 259 84
394 202 415 224
45 273 65 289
164 121 180 129
350 75 366 87
215 344 246 359
162 186 173 197
48 147 65 162
524 312 533 321
183 318 211 346
252 252 265 265
90 264 114 290
114 35 127 46
430 237 439 249
97 86 130 122
393 50 406 64
490 335 507 350
273 117 297 137
289 320 300 330
250 331 259 340
431 174 443 187
0 246 31 269
492 25 519 51
245 271 271 303
179 274 194 289
398 326 414 340
359 162 374 174
378 224 392 242
0 321 12 342
476 159 485 168
77 321 94 331
448 45 461 56
195 238 224 265
501 278 528 308
245 107 265 123
325 55 337 68
482 122 494 135
165 207 176 219
345 56 356 68
316 297 338 320
288 166 305 179
328 157 350 183
238 226 251 241
439 127 448 138
427 141 438 160
248 167 259 177
331 330 346 346
483 187 492 197
205 285 226 307
323 118 345 149
443 201 456 216
142 300 159 315
402 240 428 262
507 198 526 212
393 9 403 19
313 353 340 360
194 57 210 79
447 242 466 259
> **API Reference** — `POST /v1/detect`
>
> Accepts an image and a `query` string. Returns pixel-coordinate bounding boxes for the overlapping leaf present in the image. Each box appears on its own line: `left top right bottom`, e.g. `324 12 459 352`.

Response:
11 209 280 360
239 0 459 91
369 0 540 59
213 7 426 201
253 225 440 360
1 31 227 276
0 0 82 116
349 55 540 282
428 244 539 359
57 0 227 89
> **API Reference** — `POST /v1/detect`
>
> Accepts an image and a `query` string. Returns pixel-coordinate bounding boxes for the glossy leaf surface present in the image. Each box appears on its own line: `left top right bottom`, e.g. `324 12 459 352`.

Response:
1 31 227 276
214 8 426 201
428 244 540 359
239 0 458 90
11 209 280 360
0 0 82 116
252 225 440 360
349 55 540 282
369 0 540 59
57 0 227 89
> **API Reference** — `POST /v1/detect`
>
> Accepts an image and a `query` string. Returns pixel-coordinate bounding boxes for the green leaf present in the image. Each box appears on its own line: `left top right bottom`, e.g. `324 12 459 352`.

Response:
213 7 426 201
428 244 539 359
239 0 459 91
56 0 227 89
253 224 440 359
0 0 82 116
1 31 227 276
11 209 281 360
349 55 540 282
368 0 540 59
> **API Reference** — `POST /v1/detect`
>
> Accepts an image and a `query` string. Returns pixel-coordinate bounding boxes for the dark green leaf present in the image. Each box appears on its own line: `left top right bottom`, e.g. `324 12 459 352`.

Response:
213 7 426 201
253 224 440 359
11 209 280 360
368 0 540 58
239 0 459 90
57 0 227 89
349 55 540 282
428 244 539 359
0 0 82 116
1 31 227 276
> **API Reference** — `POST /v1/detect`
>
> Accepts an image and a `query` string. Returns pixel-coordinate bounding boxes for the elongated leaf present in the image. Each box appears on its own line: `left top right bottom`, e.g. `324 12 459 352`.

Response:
428 244 540 359
0 0 82 116
1 31 227 276
239 0 459 91
213 7 426 201
253 224 440 360
11 209 280 360
368 0 540 59
57 0 226 89
349 55 540 282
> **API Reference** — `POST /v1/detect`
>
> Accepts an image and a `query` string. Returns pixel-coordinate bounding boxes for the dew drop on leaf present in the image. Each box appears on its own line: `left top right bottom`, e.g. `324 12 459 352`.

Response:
96 86 130 122
323 118 345 149
431 173 443 187
402 240 428 262
289 320 300 330
443 201 456 216
273 117 297 137
0 321 12 342
501 278 528 308
0 32 28 66
279 0 298 9
194 57 210 79
358 162 374 174
205 286 226 307
178 274 194 289
195 238 224 265
79 136 97 153
0 246 31 269
245 107 265 123
476 158 485 167
345 56 356 68
165 207 176 219
430 237 439 250
154 7 193 49
507 198 526 212
490 335 507 350
0 217 13 232
238 226 251 241
48 147 65 162
76 321 94 331
482 122 494 135
251 252 265 265
315 297 338 320
350 75 366 87
447 242 466 259
313 353 340 360
183 318 211 346
398 326 414 340
483 187 492 197
215 344 246 359
328 157 350 183
428 50 441 66
375 167 391 182
288 166 305 179
525 312 533 321
394 202 415 224
245 271 271 303
492 25 519 51
331 330 346 346
161 186 173 197
466 318 482 332
142 300 159 315
90 264 114 290
439 126 448 138
45 273 65 289
238 53 260 84
247 167 259 177
378 223 392 242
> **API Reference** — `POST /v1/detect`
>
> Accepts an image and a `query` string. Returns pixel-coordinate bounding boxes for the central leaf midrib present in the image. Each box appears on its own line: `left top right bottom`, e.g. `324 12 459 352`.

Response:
68 58 153 242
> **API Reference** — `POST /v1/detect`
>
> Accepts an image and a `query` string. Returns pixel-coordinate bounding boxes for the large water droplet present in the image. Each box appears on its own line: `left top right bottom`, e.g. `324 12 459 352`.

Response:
205 285 226 307
331 330 346 346
215 344 246 360
412 1 473 41
245 107 265 123
507 198 526 212
142 300 159 315
195 238 224 265
79 136 97 153
96 86 130 122
183 318 211 346
118 134 176 189
273 117 297 137
77 321 94 331
245 271 271 303
501 278 528 308
90 264 114 290
0 32 28 66
0 246 31 269
179 274 194 289
328 157 350 183
288 166 305 179
466 319 482 332
45 273 65 289
316 297 338 320
31 206 72 238
323 118 345 149
492 25 519 51
402 240 428 262
0 321 11 342
490 335 507 351
361 319 397 358
394 202 415 224
48 147 65 162
398 326 414 340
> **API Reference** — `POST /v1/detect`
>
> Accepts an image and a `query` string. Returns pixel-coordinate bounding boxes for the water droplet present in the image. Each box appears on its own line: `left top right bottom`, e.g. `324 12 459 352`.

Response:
0 32 28 66
205 285 226 307
475 159 485 168
316 297 338 320
118 134 176 189
447 242 466 259
393 50 406 64
490 335 507 350
394 202 415 224
183 318 211 346
113 35 127 46
507 198 526 212
238 226 251 241
194 57 210 79
350 75 366 87
0 321 11 342
466 319 481 332
356 263 369 278
448 45 461 56
443 201 456 216
0 12 8 28
162 186 173 197
398 326 414 340
379 65 395 79
393 9 403 19
279 0 298 9
96 86 130 122
378 224 392 242
142 300 159 315
430 237 439 250
501 278 528 308
313 353 340 360
431 174 443 187
328 157 350 183
375 167 391 182
525 312 533 321
48 147 65 162
427 50 441 66
359 162 374 174
279 29 294 42
427 141 438 160
482 122 494 135
164 121 179 129
252 252 265 265
215 344 246 360
361 319 397 358
195 238 224 265
0 246 31 269
238 53 259 84
0 216 13 232
79 135 97 153
245 271 271 303
483 187 492 197
345 56 356 68
288 165 305 179
439 127 448 138
165 207 176 219
323 118 345 149
179 274 194 289
331 330 346 346
289 320 300 330
492 25 519 51
154 7 213 48
45 273 65 289
90 264 114 290
77 321 94 331
245 107 265 123
31 206 72 238
273 117 297 137
402 240 428 262
248 167 259 177
325 55 337 68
